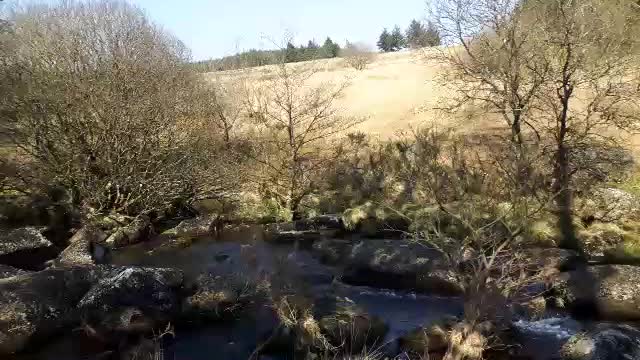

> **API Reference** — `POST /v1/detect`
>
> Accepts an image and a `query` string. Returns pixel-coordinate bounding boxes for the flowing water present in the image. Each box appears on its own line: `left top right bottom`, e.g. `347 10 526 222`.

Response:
11 225 579 360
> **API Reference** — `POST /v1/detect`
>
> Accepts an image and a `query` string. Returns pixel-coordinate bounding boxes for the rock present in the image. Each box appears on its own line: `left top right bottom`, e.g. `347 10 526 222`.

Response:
267 231 322 249
315 239 462 295
583 188 639 223
78 266 184 325
57 226 109 267
164 214 219 237
579 222 627 258
104 216 150 248
264 222 296 233
561 324 640 360
0 264 30 279
522 247 579 273
564 265 640 321
181 273 262 322
98 307 155 335
359 216 410 238
319 301 388 354
0 227 57 270
295 214 344 232
312 239 352 264
309 214 344 230
0 265 184 355
0 267 109 355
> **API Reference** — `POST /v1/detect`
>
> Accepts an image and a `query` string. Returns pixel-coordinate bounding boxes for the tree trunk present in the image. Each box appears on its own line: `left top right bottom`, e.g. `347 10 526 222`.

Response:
553 142 580 252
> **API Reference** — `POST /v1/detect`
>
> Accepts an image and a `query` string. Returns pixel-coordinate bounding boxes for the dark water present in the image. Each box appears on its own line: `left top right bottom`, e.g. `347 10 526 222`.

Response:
11 226 576 360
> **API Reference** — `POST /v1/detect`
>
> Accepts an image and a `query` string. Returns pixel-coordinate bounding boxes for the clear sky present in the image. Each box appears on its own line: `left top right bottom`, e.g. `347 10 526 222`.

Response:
128 0 429 61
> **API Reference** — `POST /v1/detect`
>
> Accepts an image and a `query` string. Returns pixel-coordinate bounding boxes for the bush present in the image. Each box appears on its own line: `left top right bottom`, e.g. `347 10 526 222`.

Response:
342 42 375 70
526 220 559 247
1 1 229 216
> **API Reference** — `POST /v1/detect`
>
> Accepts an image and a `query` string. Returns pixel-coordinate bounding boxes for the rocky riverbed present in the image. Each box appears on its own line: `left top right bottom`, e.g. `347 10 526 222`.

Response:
1 216 640 360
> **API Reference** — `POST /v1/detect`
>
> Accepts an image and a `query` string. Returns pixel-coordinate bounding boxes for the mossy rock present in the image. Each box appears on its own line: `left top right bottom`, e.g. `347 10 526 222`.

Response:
605 232 640 265
525 220 559 248
579 222 626 257
342 206 369 231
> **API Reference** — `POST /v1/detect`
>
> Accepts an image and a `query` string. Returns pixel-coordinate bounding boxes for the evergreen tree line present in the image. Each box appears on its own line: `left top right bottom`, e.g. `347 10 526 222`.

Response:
377 19 440 52
192 37 341 72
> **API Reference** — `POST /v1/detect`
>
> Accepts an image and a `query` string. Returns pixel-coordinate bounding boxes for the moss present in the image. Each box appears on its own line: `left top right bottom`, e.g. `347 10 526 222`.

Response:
605 232 640 264
621 219 640 233
407 205 442 233
527 220 559 247
617 171 640 198
235 193 292 223
580 222 627 257
342 205 369 231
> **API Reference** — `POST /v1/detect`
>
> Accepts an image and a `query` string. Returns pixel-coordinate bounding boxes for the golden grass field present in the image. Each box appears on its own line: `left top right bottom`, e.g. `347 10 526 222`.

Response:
207 48 640 154
207 49 460 139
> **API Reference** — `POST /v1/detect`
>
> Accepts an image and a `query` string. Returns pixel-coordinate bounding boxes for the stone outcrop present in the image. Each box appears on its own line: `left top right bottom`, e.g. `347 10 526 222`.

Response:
104 216 151 248
0 227 57 270
56 226 109 267
313 239 462 295
562 265 640 321
0 266 184 355
561 324 640 360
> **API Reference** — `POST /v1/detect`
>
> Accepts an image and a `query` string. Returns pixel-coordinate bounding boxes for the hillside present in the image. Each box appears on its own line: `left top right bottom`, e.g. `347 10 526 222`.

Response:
207 49 459 139
209 48 640 154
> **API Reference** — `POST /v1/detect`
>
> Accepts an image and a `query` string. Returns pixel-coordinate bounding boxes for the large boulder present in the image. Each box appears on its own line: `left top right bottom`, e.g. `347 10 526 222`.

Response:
181 273 264 323
0 265 184 356
0 267 108 355
78 266 184 326
522 247 579 273
580 188 639 223
0 265 31 280
563 265 640 321
314 239 462 295
0 227 57 270
56 226 109 267
266 231 322 249
561 324 640 360
294 214 345 232
163 214 219 238
104 216 151 248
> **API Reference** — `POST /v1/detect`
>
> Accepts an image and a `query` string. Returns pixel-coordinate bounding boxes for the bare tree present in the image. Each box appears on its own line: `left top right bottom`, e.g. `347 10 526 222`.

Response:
431 0 640 251
342 41 376 71
195 77 246 145
0 1 230 216
394 128 549 359
244 57 362 219
516 0 640 251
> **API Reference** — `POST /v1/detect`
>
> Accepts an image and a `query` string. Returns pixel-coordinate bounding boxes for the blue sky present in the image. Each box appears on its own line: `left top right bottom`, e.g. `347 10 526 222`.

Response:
129 0 429 60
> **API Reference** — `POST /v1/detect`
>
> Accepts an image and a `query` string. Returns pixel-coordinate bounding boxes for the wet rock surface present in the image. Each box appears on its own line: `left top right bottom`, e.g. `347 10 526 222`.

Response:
165 214 219 238
104 216 151 248
0 264 31 279
561 324 640 360
56 226 109 267
0 266 184 356
0 227 57 270
563 265 640 321
313 238 462 295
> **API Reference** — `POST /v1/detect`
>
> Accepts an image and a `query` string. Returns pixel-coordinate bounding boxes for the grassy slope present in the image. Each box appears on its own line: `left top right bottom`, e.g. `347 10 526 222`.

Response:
207 48 640 155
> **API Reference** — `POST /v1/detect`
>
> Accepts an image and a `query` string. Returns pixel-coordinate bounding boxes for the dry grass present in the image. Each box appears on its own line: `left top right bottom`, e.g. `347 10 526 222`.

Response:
206 48 640 159
207 49 456 139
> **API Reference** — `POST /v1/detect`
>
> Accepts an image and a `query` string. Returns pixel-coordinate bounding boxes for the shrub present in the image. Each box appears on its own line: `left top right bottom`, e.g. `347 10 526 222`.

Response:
1 1 230 216
526 220 559 247
342 42 376 70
